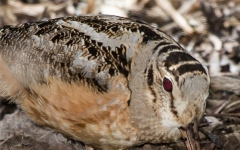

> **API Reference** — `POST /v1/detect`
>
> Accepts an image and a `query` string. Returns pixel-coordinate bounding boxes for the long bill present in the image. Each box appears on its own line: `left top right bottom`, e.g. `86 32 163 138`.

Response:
179 117 201 150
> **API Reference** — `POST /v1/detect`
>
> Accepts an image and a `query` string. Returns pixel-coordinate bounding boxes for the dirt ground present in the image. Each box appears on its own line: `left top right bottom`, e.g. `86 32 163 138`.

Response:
0 0 240 150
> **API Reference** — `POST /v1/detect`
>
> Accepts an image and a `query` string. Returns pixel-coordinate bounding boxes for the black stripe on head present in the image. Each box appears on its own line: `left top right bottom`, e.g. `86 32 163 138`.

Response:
164 52 198 68
170 94 178 117
177 64 207 76
147 64 154 86
153 41 172 51
158 44 181 56
149 86 157 103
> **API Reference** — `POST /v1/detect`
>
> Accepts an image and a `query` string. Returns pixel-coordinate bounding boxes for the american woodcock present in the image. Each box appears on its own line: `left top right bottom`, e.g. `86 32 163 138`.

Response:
0 15 210 150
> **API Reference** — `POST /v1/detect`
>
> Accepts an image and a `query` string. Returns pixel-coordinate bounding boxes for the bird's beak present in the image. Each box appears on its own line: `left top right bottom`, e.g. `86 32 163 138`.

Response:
179 117 201 150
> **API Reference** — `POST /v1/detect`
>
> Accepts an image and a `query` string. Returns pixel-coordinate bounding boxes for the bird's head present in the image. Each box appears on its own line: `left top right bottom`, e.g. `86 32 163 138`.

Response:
129 40 210 143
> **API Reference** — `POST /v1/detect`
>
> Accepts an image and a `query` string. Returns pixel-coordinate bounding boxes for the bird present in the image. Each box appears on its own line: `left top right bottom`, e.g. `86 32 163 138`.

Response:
0 15 210 150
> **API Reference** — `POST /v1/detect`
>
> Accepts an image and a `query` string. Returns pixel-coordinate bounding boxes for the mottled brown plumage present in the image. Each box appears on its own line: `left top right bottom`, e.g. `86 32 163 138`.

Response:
0 15 210 149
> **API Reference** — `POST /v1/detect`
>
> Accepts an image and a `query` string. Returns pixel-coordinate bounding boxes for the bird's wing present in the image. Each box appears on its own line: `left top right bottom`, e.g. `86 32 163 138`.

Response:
0 15 152 92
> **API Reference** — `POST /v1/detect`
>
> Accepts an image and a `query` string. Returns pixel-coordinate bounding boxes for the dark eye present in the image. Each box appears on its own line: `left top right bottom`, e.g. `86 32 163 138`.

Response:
163 77 173 92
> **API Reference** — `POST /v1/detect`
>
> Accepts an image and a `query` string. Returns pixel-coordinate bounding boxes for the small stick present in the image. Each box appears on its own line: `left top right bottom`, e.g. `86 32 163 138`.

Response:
155 0 194 35
179 117 201 150
205 113 240 117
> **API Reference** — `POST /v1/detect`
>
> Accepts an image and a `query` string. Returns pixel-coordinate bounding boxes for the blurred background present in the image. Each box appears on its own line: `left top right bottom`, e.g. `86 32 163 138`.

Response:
0 0 240 149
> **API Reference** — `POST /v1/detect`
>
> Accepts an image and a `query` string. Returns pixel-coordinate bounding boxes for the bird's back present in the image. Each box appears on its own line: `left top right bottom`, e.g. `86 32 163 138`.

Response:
0 15 167 88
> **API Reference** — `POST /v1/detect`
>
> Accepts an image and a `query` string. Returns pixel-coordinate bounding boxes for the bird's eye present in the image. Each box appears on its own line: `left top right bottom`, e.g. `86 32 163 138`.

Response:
163 77 173 92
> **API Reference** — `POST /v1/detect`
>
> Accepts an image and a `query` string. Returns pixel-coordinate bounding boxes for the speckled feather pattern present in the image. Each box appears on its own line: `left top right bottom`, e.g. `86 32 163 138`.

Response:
0 16 159 89
0 15 210 149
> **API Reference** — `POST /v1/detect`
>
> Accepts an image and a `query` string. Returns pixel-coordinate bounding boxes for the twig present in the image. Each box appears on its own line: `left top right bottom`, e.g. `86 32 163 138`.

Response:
179 117 201 150
155 0 194 34
213 100 229 114
0 134 13 146
208 34 222 76
192 118 201 150
205 113 240 117
210 76 240 95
